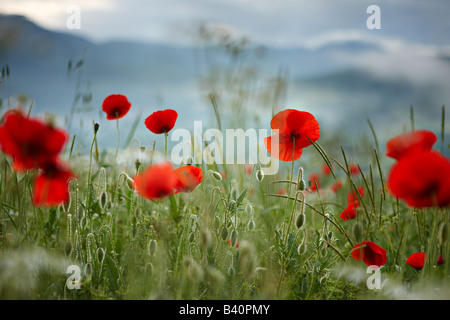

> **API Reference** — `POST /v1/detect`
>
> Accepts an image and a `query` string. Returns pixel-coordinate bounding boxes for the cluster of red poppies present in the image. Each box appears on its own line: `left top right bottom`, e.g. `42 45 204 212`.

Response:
350 129 450 270
101 94 204 200
386 130 450 208
0 109 75 206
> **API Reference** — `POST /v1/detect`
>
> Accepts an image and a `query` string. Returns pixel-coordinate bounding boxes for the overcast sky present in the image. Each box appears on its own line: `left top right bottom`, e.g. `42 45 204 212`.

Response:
1 0 450 49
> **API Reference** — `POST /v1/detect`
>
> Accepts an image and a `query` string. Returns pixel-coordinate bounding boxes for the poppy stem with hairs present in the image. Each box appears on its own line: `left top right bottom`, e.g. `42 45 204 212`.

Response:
114 114 120 182
283 137 296 243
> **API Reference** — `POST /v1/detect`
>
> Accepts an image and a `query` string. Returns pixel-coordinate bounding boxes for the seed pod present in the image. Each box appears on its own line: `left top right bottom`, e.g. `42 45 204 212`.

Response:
212 171 223 181
97 247 105 264
295 212 306 228
135 160 141 172
230 230 238 248
256 169 264 182
148 239 157 256
126 177 135 191
220 225 229 241
247 220 255 231
438 222 448 245
99 191 108 210
352 222 363 242
298 179 306 191
65 241 73 256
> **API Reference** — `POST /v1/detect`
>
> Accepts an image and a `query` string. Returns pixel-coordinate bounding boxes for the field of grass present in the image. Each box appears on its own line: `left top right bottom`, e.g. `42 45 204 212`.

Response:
0 43 449 301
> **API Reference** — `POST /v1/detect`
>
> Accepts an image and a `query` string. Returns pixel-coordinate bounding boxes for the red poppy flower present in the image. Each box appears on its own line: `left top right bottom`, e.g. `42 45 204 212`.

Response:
144 109 178 134
173 165 203 194
351 241 387 267
347 186 364 203
386 130 437 160
437 255 445 266
406 252 427 270
349 164 360 176
0 109 68 171
244 164 253 175
322 164 332 175
308 173 320 191
102 94 132 120
134 162 177 200
330 180 342 193
387 151 450 208
33 162 75 207
264 109 320 162
339 201 360 221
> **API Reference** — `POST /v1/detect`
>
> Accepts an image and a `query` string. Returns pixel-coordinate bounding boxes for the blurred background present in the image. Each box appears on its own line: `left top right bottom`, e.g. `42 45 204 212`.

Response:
0 0 449 157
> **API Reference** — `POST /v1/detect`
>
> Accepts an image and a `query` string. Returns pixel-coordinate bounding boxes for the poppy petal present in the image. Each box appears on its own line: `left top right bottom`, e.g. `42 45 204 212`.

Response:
386 130 437 160
173 165 203 194
102 94 132 120
145 109 178 134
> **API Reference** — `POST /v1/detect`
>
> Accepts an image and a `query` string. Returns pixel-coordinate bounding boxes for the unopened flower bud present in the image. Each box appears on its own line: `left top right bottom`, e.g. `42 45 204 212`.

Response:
256 169 264 182
212 171 223 181
220 225 229 241
295 212 306 228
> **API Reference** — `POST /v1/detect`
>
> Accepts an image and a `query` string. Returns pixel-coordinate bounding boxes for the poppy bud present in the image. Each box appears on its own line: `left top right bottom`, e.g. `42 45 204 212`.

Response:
94 123 100 134
230 230 238 248
97 247 105 264
148 239 157 256
245 204 254 215
228 266 236 277
256 169 264 182
126 176 135 191
220 225 229 241
295 212 306 228
212 171 223 181
438 222 448 245
99 191 108 211
189 232 195 243
247 220 255 231
298 179 306 191
135 160 141 172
